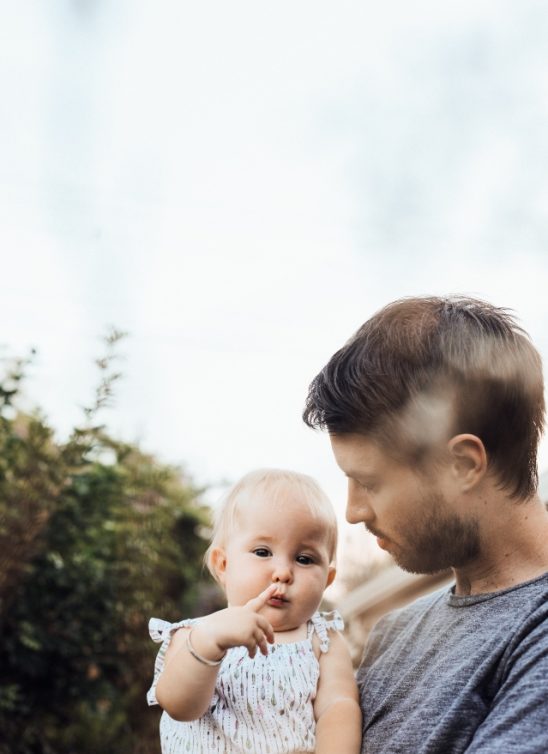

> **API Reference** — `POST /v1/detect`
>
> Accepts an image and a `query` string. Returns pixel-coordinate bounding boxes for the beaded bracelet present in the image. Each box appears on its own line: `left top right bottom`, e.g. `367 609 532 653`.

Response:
186 627 225 667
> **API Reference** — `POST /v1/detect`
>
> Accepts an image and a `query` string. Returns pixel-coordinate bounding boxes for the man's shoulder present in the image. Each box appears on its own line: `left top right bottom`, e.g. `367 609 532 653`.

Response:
367 571 548 657
357 572 548 754
374 585 448 631
361 586 449 662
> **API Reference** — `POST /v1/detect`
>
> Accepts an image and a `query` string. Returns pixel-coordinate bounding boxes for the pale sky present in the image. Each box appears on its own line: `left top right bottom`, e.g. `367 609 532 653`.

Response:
2 1 548 587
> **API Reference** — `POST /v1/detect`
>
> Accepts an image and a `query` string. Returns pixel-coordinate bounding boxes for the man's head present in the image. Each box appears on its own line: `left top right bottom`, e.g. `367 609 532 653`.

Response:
303 296 545 502
328 430 484 574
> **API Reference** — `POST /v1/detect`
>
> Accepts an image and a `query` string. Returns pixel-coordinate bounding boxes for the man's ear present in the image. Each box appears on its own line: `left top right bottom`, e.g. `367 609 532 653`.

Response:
326 565 336 588
447 434 487 491
209 547 228 586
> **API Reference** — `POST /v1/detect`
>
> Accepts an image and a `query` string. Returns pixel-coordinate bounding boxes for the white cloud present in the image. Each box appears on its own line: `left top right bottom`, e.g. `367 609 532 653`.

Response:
1 0 548 579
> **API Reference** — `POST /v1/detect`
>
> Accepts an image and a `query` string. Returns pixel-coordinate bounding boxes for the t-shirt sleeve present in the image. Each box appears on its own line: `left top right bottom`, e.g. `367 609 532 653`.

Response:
464 611 548 753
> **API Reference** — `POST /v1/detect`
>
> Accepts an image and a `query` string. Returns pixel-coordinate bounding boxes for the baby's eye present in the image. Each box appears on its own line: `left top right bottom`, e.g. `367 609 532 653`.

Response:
296 554 315 566
252 548 271 558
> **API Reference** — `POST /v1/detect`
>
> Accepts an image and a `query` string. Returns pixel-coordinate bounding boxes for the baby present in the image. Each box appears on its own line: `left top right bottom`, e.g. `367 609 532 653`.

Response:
147 468 361 753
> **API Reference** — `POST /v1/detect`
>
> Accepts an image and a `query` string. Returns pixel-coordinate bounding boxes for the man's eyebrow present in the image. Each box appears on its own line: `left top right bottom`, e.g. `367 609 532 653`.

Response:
345 471 377 481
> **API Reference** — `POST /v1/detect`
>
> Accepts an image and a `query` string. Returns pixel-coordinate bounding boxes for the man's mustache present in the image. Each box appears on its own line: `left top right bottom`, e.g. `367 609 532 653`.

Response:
365 524 389 540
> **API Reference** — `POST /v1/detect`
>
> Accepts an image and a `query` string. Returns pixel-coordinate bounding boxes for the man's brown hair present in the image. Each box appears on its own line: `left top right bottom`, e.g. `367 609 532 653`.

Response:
303 296 545 500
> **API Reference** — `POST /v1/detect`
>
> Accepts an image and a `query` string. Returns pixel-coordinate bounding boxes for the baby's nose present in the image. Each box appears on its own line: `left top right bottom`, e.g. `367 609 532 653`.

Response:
272 563 293 583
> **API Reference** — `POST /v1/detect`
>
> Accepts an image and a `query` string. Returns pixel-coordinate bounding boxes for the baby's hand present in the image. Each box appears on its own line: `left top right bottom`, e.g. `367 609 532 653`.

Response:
193 584 277 660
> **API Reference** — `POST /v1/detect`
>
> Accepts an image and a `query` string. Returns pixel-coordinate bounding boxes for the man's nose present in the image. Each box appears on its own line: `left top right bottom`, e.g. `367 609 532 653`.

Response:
346 481 374 525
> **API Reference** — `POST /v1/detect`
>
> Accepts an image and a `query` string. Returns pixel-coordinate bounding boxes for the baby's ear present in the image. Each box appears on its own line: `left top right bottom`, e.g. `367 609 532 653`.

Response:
326 565 336 588
210 547 228 585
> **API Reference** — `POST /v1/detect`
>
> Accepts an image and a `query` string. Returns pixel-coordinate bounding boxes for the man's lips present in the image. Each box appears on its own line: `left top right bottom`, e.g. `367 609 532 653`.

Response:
366 525 391 551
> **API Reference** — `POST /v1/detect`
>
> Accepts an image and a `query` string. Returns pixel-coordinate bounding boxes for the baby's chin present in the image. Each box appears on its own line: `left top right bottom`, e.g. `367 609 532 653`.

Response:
267 611 314 638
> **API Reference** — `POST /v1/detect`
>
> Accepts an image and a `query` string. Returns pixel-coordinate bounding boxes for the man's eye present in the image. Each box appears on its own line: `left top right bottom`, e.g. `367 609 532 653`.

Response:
296 554 315 566
253 548 271 558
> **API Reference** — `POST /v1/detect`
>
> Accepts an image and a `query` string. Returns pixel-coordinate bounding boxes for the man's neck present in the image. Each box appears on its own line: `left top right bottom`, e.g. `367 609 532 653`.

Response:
453 495 548 596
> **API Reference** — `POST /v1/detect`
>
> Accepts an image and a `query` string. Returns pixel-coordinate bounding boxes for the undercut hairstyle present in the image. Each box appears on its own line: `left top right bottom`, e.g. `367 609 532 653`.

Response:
303 296 545 501
204 468 338 583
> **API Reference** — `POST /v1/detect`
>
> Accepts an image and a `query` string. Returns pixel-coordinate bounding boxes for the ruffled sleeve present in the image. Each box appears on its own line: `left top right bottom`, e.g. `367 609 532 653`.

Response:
309 610 345 653
146 617 195 705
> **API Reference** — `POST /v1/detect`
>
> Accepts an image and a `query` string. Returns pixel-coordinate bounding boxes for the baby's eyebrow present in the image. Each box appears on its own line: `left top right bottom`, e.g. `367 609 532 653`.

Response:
298 542 327 557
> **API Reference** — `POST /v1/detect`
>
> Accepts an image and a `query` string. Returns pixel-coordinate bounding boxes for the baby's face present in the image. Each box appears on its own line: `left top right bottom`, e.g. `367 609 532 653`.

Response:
215 494 335 633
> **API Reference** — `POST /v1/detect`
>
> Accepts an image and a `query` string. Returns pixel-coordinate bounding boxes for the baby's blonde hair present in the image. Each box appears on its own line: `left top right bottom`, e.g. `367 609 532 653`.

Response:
205 468 338 583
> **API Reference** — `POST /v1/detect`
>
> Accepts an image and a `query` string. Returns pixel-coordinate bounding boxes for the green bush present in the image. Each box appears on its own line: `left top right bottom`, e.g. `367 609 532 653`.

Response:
0 345 216 753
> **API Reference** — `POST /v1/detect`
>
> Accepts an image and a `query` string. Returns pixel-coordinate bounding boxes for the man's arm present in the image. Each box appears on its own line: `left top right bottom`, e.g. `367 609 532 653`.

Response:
465 617 548 753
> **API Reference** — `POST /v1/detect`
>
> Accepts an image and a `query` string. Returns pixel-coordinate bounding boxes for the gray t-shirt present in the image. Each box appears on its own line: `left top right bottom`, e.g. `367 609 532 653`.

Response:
357 571 548 753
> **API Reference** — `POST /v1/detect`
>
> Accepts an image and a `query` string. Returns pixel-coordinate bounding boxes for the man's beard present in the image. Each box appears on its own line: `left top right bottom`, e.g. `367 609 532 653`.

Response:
386 491 481 575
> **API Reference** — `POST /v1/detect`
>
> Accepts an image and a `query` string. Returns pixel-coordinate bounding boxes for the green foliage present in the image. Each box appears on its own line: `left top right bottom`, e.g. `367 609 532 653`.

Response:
0 342 216 754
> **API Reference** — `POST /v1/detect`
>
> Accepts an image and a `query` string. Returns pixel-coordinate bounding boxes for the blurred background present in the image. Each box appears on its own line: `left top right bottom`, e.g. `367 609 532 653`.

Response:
1 1 548 752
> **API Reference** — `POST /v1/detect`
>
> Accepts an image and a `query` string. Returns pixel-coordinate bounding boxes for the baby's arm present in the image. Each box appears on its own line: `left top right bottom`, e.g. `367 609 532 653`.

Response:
156 584 276 721
313 631 362 754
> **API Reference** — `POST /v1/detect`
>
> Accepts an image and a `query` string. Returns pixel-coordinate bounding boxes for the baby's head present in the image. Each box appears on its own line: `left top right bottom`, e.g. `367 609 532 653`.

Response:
205 468 338 631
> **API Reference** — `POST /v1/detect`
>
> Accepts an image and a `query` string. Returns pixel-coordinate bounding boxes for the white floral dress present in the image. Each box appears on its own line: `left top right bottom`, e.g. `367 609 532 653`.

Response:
147 610 344 754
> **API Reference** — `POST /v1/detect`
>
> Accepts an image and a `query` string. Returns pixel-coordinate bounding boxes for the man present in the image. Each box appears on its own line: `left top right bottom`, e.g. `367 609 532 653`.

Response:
303 296 548 753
